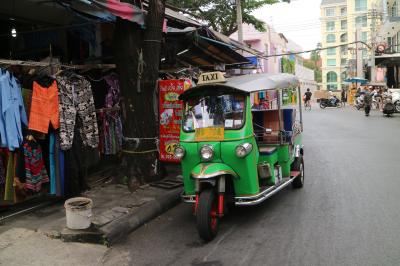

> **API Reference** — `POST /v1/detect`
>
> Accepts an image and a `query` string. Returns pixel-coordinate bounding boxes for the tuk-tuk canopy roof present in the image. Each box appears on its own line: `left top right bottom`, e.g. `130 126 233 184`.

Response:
180 73 299 100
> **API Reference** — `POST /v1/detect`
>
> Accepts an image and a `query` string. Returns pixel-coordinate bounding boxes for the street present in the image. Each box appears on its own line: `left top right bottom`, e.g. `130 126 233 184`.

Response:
102 107 400 266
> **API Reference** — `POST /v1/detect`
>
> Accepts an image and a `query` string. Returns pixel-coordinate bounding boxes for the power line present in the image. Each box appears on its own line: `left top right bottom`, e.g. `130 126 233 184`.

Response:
256 41 371 59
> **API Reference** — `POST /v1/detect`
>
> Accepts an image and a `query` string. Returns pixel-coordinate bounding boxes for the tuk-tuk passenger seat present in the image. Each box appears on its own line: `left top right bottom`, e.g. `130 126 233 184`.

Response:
262 110 282 143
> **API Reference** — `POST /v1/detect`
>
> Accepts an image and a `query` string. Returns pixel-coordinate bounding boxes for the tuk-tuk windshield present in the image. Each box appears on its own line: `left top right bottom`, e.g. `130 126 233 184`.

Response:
183 94 245 132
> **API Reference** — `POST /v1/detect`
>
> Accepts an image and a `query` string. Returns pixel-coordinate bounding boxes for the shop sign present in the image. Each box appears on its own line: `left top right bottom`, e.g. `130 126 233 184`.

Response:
159 79 191 162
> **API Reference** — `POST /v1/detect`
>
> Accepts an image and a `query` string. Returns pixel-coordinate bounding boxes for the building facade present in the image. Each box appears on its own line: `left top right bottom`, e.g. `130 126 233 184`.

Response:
320 0 376 90
230 24 317 92
373 0 400 88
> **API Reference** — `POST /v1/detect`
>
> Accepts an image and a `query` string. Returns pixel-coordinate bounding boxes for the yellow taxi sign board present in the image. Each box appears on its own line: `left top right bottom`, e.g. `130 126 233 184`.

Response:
197 72 226 85
195 127 225 141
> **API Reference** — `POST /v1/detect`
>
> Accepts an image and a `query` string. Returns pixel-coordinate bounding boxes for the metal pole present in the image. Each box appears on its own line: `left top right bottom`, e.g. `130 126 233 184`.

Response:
277 90 283 144
236 0 243 43
298 87 303 132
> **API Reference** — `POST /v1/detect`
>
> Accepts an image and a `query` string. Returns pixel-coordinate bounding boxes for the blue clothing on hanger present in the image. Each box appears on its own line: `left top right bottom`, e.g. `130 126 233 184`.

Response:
0 70 28 151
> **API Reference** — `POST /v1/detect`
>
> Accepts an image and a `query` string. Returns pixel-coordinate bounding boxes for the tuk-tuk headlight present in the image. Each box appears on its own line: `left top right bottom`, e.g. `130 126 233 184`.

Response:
235 143 253 158
174 146 185 159
200 145 214 161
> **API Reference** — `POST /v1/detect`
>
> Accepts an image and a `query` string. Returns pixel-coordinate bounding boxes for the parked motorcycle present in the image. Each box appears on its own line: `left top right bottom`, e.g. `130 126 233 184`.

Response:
391 90 400 113
320 97 341 109
382 94 395 117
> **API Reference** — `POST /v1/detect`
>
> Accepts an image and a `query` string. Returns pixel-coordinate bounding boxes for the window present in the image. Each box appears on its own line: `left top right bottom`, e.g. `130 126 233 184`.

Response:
355 16 367 27
327 34 336 43
341 7 347 16
341 71 348 80
327 47 336 56
355 0 367 12
361 32 368 42
182 94 245 132
325 8 335 16
388 36 393 52
362 49 368 58
341 20 347 30
327 59 336 66
327 71 338 82
340 33 348 42
391 1 398 17
326 21 335 31
341 58 347 66
341 45 348 55
327 84 338 91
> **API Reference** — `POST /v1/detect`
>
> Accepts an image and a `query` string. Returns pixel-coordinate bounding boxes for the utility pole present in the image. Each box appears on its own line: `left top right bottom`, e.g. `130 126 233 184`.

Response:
356 28 363 78
236 0 243 43
370 8 377 82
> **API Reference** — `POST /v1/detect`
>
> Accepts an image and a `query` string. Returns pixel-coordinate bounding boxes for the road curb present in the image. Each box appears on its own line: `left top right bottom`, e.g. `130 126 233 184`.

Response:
100 187 182 245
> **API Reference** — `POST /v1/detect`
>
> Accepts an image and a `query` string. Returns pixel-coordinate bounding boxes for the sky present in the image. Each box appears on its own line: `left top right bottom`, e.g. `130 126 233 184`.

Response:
252 0 322 55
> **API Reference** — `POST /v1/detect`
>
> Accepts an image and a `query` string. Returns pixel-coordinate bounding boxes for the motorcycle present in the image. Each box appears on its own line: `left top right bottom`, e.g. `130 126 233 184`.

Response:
390 90 400 113
382 94 395 117
320 97 342 109
355 94 364 110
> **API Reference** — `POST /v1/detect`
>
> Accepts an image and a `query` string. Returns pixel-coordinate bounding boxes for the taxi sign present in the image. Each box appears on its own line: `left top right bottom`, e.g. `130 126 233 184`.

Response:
198 72 226 85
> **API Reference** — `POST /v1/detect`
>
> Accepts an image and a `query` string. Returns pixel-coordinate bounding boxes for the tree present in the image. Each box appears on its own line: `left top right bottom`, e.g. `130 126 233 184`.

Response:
113 0 166 190
303 43 322 83
167 0 289 36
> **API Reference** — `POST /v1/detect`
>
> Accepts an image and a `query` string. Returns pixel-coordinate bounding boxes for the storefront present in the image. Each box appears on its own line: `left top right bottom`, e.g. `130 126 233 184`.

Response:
0 1 260 213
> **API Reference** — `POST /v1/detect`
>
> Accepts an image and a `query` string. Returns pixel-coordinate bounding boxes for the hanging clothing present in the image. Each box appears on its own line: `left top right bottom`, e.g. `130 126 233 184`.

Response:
23 140 49 192
0 70 28 151
104 74 120 108
97 74 122 155
98 110 123 155
64 122 89 197
28 80 60 134
0 150 6 185
57 75 99 151
49 133 56 195
4 152 15 201
22 88 33 121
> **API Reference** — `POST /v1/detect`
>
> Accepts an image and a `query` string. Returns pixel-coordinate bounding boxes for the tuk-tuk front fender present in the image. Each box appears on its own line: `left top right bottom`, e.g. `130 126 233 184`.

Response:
191 163 239 180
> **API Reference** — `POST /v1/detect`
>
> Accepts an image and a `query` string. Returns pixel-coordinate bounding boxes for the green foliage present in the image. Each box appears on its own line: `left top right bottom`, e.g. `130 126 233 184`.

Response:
303 43 322 83
167 0 281 35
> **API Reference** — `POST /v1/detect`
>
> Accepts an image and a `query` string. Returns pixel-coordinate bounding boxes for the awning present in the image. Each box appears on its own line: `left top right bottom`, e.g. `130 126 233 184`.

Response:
59 0 202 28
375 53 400 66
344 77 368 84
162 27 264 69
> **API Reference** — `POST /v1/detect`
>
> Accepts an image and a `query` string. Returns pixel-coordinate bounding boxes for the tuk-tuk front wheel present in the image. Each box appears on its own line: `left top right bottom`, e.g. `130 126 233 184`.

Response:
292 156 304 188
197 189 219 241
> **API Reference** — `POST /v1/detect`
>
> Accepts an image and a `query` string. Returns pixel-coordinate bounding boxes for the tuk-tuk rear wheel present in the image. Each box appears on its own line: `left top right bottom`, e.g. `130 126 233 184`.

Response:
197 189 219 242
292 156 304 189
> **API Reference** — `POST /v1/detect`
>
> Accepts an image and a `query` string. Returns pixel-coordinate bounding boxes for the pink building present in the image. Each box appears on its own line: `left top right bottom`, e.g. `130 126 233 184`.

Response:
230 24 289 73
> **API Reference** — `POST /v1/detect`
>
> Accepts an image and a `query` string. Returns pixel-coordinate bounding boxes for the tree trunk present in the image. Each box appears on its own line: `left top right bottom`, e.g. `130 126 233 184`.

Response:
113 0 166 190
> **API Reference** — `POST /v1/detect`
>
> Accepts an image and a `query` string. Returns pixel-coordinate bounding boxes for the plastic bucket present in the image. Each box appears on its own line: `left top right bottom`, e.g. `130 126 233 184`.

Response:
64 197 93 230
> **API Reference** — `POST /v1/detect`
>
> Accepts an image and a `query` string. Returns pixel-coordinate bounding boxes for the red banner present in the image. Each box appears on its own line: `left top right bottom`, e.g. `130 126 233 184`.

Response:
159 80 189 162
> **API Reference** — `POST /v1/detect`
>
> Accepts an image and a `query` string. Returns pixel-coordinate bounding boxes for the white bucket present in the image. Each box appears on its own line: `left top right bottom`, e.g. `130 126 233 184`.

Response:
64 197 93 230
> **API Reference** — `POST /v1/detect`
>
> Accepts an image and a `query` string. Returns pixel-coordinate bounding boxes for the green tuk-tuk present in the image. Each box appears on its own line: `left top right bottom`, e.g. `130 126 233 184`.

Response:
174 72 305 241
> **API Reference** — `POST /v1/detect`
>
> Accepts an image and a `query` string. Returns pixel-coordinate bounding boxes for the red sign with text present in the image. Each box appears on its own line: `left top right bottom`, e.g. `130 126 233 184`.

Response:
159 80 188 162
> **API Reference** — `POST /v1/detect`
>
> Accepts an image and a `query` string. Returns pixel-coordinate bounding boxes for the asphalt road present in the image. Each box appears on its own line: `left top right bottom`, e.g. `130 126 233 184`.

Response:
103 106 400 266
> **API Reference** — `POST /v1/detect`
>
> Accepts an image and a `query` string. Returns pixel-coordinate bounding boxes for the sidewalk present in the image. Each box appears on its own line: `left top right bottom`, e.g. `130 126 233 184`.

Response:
0 167 183 265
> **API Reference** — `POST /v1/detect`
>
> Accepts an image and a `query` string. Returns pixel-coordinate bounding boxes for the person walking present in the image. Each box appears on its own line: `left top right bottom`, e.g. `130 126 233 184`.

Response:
304 88 312 110
363 88 372 116
341 89 347 107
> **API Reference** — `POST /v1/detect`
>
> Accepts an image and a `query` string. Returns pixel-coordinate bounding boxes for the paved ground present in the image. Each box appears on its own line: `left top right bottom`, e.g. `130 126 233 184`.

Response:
102 106 400 266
